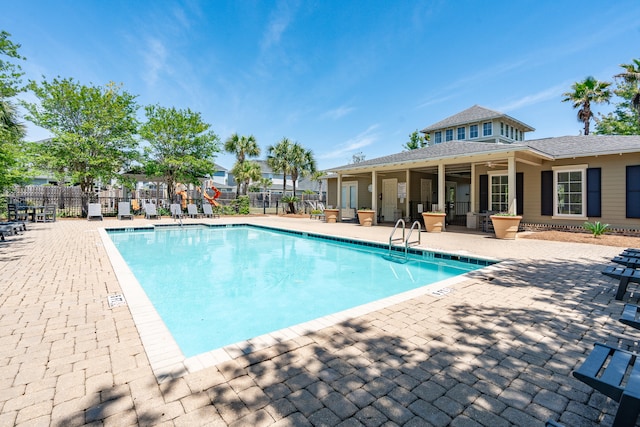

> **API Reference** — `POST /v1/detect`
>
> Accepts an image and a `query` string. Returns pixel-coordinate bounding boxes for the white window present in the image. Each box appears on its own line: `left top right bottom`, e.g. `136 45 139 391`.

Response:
470 124 478 138
434 131 442 144
553 165 586 217
483 122 492 136
445 129 453 141
457 127 465 140
489 173 508 212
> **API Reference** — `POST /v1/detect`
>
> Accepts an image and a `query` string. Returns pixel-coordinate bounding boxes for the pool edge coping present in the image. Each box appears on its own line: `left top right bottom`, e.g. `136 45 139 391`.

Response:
99 224 504 383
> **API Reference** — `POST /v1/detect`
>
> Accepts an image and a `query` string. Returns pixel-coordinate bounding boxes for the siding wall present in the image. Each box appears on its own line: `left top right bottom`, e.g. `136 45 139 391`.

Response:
482 154 640 228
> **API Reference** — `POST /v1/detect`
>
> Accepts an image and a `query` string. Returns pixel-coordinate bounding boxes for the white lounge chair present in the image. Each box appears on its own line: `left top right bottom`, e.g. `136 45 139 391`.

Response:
170 204 183 219
145 203 161 219
202 203 220 218
187 204 200 218
117 202 134 220
87 203 103 221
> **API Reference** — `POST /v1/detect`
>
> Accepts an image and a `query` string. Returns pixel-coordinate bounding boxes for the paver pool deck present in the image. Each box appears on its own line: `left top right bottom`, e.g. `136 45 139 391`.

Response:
1 215 638 426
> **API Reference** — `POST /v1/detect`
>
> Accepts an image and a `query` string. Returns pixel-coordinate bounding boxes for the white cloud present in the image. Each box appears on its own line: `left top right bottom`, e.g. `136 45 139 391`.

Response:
497 82 569 112
319 125 379 160
321 106 355 120
261 1 295 51
142 37 168 86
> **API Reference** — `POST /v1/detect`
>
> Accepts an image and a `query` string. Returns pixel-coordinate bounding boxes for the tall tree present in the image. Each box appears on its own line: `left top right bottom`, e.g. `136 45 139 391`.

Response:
266 137 293 196
403 130 428 150
231 160 262 195
614 59 640 120
288 142 316 201
224 133 260 195
23 78 139 194
595 78 640 135
0 31 27 192
561 76 612 135
140 104 220 200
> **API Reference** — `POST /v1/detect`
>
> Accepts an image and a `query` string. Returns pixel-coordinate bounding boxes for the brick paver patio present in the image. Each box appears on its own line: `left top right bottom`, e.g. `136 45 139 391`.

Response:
1 216 638 426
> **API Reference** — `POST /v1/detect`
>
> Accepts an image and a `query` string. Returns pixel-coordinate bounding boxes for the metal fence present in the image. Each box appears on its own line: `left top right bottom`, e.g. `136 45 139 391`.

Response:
2 186 324 218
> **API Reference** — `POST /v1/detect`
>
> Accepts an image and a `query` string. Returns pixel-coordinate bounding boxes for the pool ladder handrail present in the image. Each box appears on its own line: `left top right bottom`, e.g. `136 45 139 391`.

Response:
388 219 422 260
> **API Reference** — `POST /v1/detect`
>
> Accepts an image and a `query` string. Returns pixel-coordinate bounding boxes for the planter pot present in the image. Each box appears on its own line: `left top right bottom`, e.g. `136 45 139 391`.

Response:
422 212 446 232
357 210 375 227
490 215 522 239
324 208 339 223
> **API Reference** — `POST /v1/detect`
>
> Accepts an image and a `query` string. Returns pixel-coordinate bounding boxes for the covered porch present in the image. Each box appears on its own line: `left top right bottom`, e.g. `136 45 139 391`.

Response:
325 145 547 227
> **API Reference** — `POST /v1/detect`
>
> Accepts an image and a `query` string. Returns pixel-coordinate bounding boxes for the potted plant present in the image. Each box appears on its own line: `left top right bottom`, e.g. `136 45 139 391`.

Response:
357 207 375 227
324 207 339 223
422 211 446 232
490 213 523 239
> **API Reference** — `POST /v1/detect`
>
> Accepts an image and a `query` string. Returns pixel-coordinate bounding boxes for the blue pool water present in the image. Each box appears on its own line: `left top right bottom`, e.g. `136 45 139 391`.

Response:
107 225 486 357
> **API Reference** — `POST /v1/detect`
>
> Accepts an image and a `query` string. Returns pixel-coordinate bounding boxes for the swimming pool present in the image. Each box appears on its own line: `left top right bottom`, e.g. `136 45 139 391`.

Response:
106 224 493 360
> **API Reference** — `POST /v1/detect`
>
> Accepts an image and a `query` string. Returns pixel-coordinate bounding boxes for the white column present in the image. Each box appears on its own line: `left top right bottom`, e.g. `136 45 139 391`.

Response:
437 163 445 212
372 170 378 225
336 173 342 221
405 169 410 221
508 155 517 214
470 163 476 213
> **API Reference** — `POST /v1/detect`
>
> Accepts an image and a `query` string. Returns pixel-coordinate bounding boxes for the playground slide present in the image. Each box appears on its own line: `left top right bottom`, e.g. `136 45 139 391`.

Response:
203 186 221 207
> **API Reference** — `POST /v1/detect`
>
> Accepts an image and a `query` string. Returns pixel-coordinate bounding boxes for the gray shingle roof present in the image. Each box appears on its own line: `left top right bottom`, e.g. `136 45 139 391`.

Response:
421 105 535 133
326 135 640 172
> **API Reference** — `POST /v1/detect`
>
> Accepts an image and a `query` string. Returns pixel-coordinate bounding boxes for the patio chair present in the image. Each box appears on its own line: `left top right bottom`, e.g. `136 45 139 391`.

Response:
170 203 183 219
117 202 134 220
612 255 640 269
187 204 201 218
572 342 640 427
87 203 103 221
145 203 161 220
0 220 26 232
602 265 640 300
8 203 28 222
202 203 220 219
619 304 640 330
35 205 56 223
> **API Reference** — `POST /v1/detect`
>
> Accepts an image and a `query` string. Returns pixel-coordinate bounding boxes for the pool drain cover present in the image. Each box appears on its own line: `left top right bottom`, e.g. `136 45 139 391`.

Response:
108 294 127 308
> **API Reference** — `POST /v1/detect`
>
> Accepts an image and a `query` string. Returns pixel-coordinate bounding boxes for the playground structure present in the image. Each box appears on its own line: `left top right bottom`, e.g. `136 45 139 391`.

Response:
203 185 221 207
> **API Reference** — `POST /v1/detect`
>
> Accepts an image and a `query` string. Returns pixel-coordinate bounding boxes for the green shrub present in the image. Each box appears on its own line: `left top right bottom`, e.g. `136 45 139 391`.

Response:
583 221 610 238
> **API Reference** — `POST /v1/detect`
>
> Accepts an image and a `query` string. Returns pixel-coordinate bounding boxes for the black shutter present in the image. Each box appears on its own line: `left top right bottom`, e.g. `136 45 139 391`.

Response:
586 168 601 217
516 172 523 216
480 174 488 212
627 165 640 218
541 170 553 216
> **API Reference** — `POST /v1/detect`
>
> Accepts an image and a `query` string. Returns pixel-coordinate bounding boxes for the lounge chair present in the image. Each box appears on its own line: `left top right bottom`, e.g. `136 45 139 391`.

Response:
186 204 201 218
35 205 56 223
117 202 134 220
573 342 640 426
145 203 161 220
170 203 183 219
202 203 220 218
601 266 640 300
87 203 103 221
612 256 640 269
620 304 640 330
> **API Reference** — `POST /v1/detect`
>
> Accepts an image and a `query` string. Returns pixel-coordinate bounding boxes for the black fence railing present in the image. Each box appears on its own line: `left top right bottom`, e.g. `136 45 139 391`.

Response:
2 190 324 219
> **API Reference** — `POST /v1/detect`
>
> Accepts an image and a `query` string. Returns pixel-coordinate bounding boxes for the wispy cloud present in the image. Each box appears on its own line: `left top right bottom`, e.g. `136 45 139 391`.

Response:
142 37 168 86
321 106 355 120
319 125 379 160
260 1 296 51
497 82 570 111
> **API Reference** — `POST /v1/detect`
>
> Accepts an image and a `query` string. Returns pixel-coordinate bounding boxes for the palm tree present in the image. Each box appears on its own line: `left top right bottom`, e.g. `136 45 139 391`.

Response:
562 76 612 135
615 59 640 118
266 137 292 196
0 98 25 140
288 142 316 201
231 160 262 195
225 133 260 195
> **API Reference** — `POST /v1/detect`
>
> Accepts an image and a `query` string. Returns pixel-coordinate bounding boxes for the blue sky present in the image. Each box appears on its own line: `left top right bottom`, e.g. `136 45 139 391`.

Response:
3 1 640 170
